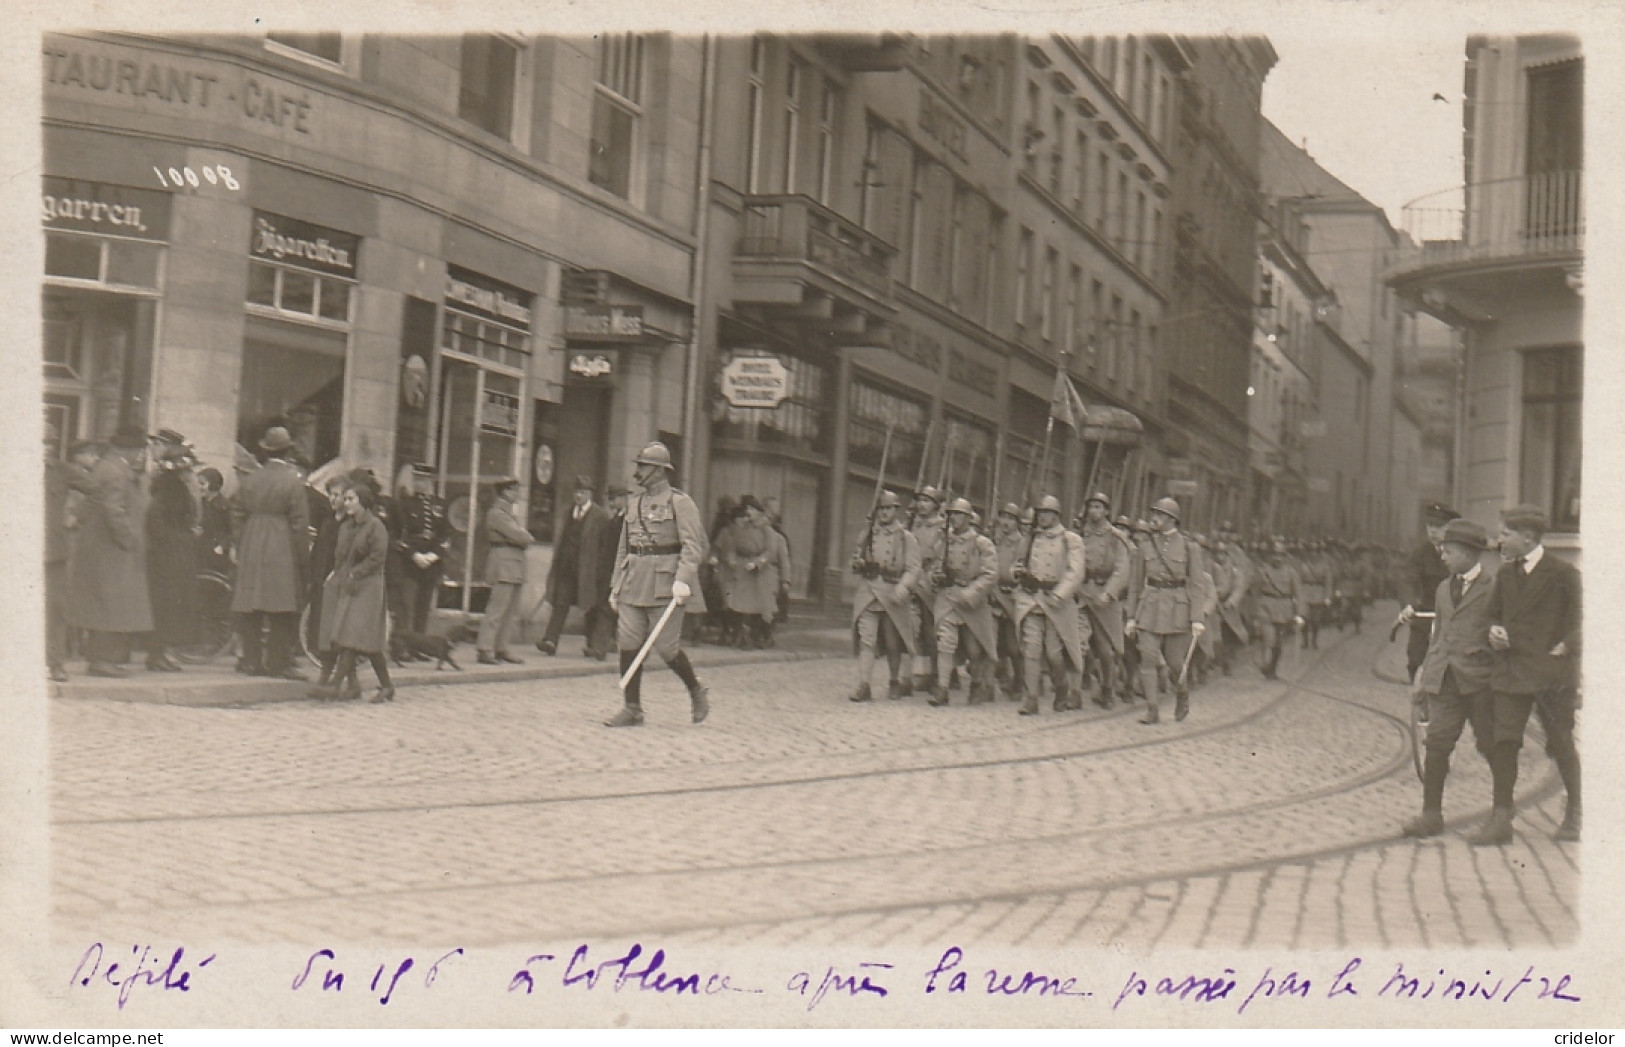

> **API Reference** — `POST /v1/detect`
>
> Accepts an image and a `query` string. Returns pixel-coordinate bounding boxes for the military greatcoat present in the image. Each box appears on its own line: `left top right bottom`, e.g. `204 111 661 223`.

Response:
850 519 921 654
932 527 999 658
66 450 154 634
1014 523 1086 670
1076 520 1131 653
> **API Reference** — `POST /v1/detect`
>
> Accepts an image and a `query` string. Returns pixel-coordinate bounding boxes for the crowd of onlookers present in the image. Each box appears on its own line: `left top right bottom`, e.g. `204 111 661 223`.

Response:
697 494 793 650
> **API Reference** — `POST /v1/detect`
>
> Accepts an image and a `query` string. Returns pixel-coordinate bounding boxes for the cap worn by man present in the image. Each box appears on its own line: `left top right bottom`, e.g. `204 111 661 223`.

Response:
1500 503 1548 534
574 474 595 492
1424 502 1461 526
1439 519 1489 551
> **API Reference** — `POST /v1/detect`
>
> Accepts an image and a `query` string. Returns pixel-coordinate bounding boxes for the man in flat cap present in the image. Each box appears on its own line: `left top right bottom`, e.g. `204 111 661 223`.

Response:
1472 504 1582 845
1401 519 1497 838
1399 503 1460 682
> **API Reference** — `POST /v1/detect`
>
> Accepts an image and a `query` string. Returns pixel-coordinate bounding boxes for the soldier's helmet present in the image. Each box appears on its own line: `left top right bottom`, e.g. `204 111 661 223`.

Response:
915 485 944 505
1151 496 1181 522
1020 508 1036 527
875 489 903 509
634 441 674 469
1085 490 1111 509
1035 494 1062 514
999 502 1023 520
946 497 974 516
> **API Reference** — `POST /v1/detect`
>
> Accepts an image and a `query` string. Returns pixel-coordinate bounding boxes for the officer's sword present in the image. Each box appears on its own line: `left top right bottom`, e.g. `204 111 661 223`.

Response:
620 597 681 691
1176 628 1201 688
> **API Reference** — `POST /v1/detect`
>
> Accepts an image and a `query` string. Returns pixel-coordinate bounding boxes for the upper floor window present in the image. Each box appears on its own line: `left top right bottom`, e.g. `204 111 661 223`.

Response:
783 61 802 194
590 33 646 200
266 33 343 66
816 81 837 204
746 37 766 194
458 35 518 139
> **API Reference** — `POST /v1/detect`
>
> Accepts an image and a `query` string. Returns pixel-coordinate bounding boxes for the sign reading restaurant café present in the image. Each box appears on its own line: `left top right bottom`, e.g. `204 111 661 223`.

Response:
721 355 789 409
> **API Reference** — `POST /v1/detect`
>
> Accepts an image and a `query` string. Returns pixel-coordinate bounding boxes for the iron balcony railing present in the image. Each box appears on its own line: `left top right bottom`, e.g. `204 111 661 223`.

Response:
1399 170 1583 269
737 194 896 298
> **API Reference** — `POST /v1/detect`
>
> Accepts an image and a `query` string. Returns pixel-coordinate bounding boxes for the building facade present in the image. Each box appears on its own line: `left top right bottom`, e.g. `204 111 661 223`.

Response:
1389 34 1582 553
43 31 706 614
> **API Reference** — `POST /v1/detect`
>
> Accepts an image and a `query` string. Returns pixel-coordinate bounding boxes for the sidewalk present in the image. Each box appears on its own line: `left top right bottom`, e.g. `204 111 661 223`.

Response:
49 614 853 707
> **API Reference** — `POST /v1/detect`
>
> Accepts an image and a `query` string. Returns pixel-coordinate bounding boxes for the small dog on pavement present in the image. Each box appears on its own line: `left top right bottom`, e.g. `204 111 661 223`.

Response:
388 623 472 671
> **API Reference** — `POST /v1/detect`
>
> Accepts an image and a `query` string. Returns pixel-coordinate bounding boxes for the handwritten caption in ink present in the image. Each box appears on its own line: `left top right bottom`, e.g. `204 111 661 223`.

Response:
69 942 1583 1014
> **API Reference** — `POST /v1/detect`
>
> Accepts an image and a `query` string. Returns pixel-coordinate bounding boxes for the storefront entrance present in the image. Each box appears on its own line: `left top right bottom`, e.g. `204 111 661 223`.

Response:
43 288 157 450
435 357 522 614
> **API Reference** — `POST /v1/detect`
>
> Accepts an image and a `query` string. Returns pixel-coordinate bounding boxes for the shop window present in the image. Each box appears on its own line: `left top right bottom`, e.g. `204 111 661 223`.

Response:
1520 347 1582 532
442 311 529 371
245 260 353 325
266 33 343 65
44 231 162 291
847 379 928 484
458 34 518 139
590 33 644 200
237 316 345 467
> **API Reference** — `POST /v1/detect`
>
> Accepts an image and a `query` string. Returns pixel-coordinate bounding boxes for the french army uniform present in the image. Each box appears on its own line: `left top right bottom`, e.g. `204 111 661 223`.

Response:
1076 492 1131 707
908 486 947 692
849 490 922 702
991 503 1028 701
1254 542 1305 680
928 499 998 706
1298 542 1335 648
391 463 453 634
605 442 710 728
1127 497 1214 724
1210 540 1252 675
1012 495 1086 716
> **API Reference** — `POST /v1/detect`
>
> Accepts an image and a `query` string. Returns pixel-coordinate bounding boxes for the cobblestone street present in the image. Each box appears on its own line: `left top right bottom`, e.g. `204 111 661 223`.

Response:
47 607 1576 954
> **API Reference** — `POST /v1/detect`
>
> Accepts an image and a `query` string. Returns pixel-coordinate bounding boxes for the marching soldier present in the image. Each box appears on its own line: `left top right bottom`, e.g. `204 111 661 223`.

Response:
1076 491 1131 708
1011 494 1086 716
1299 539 1335 649
991 502 1028 701
1255 539 1306 680
849 490 922 702
1125 497 1214 724
391 463 452 634
905 485 948 696
1210 535 1252 676
929 498 998 706
605 441 710 727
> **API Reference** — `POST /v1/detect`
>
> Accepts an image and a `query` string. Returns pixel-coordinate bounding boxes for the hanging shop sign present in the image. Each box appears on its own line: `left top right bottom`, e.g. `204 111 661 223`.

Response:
42 177 171 241
445 266 533 328
567 352 615 379
563 303 643 341
251 211 359 277
721 355 789 409
480 389 521 435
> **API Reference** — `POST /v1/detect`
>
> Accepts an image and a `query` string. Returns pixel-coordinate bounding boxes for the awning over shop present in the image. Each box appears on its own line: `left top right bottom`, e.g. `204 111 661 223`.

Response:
1080 404 1144 445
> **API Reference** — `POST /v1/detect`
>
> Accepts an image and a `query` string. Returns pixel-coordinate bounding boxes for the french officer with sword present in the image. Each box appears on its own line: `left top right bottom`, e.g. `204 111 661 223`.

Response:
1125 496 1215 724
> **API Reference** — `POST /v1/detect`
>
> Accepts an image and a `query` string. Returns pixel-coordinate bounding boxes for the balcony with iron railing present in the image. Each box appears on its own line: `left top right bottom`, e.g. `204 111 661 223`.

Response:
736 195 897 298
1395 170 1584 273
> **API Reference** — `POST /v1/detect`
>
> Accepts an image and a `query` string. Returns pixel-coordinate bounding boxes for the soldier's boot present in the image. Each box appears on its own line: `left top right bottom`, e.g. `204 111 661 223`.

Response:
1018 690 1039 716
852 649 878 701
1174 686 1190 722
1466 806 1515 847
948 667 963 692
885 678 904 700
927 669 951 707
606 651 645 727
665 651 709 724
884 648 905 696
1139 666 1162 725
912 673 934 696
850 682 874 703
1262 645 1280 680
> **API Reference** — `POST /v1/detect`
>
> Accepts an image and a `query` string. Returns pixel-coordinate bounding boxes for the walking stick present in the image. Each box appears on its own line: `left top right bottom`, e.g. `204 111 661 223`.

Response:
1176 627 1201 688
620 597 680 690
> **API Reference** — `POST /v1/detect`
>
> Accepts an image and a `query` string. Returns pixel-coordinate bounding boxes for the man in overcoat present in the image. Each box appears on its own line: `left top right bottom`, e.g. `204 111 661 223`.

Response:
1474 504 1582 845
990 503 1027 701
849 490 921 702
67 426 154 677
477 477 533 664
928 498 998 706
1012 494 1086 716
605 442 710 727
1401 519 1498 838
906 485 947 695
1076 491 1130 707
230 426 311 679
582 483 628 660
539 475 603 655
1126 497 1214 724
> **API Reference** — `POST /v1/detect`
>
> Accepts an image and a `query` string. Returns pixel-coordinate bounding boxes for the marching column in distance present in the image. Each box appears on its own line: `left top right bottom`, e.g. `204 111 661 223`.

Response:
1011 494 1086 716
990 503 1028 702
906 486 948 697
1401 519 1497 838
929 498 999 706
1075 492 1131 708
1298 540 1333 649
849 490 922 702
604 442 710 727
1254 539 1305 680
1125 497 1213 724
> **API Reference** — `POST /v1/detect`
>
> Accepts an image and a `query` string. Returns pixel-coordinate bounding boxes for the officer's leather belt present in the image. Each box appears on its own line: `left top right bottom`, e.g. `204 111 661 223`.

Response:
1145 577 1186 589
492 542 527 549
629 543 682 556
879 569 903 582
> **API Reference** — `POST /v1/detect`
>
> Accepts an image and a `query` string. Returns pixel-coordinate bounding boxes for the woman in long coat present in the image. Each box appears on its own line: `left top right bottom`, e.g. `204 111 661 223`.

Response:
144 443 200 670
314 483 394 703
66 434 154 674
715 496 779 649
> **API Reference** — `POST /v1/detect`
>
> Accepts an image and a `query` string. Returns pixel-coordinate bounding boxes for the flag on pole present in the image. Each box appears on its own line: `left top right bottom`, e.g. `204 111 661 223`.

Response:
1048 367 1090 434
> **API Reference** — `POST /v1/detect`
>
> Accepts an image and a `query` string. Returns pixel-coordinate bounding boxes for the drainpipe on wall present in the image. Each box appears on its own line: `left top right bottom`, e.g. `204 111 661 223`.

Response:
681 35 717 496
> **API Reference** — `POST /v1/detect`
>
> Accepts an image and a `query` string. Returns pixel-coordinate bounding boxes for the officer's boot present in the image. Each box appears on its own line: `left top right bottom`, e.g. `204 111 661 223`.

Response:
1139 665 1162 725
1174 683 1190 722
1263 644 1280 680
928 660 951 706
606 651 645 727
1018 687 1039 716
